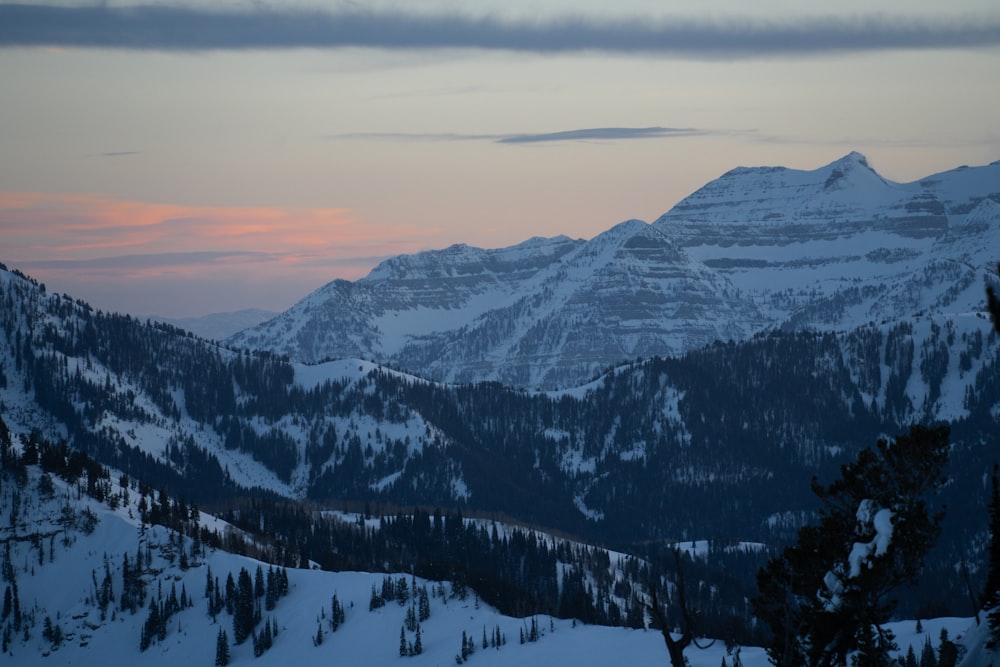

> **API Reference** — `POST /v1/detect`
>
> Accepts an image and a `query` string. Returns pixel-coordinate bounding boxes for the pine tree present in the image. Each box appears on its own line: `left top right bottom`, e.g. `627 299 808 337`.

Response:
938 629 958 667
984 464 1000 644
414 624 422 655
233 567 255 644
405 604 417 632
400 625 408 657
1 585 11 620
987 262 1000 333
265 566 278 611
261 617 272 650
254 565 265 600
753 425 950 667
314 622 323 646
396 576 409 606
224 573 236 616
215 628 230 666
920 636 937 667
418 585 431 622
331 593 345 631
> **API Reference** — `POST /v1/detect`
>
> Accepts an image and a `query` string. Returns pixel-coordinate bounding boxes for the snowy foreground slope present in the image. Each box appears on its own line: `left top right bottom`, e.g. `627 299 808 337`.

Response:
2 462 982 667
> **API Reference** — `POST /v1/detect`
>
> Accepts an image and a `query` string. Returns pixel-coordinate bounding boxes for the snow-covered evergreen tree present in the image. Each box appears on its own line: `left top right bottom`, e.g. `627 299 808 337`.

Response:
754 425 950 667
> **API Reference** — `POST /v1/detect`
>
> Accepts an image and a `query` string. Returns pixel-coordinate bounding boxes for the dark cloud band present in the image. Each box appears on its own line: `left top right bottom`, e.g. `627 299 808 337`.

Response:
333 127 703 143
498 127 700 143
1 5 999 56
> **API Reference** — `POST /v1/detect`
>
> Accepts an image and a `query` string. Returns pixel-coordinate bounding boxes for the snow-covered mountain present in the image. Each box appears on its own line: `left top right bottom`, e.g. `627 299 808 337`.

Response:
228 153 1000 389
4 261 997 556
653 151 1000 331
227 224 764 389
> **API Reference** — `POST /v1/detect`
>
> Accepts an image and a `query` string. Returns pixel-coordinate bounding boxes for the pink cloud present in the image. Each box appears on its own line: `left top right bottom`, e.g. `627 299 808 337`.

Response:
0 191 448 316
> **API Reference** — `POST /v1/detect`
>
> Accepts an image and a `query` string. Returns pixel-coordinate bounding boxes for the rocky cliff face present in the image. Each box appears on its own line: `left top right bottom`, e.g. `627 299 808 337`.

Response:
228 153 1000 389
652 152 1000 332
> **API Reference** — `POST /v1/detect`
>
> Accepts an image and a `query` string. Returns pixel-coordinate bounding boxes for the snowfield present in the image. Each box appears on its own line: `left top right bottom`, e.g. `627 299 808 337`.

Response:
2 464 983 667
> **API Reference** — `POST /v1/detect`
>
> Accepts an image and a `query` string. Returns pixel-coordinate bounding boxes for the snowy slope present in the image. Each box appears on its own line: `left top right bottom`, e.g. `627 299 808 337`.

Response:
3 459 982 667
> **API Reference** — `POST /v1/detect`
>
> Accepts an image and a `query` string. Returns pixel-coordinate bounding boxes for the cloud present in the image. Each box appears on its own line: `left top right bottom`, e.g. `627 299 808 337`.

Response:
23 251 279 271
0 191 444 277
1 5 998 57
498 127 701 144
333 131 506 143
333 126 705 144
0 191 453 315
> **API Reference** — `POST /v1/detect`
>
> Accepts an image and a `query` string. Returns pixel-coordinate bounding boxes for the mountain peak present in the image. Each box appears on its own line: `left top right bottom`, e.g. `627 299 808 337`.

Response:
837 150 869 167
597 218 649 240
227 153 1000 390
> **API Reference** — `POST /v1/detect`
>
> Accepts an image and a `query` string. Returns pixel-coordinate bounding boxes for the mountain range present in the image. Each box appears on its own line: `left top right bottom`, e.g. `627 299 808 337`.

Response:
0 152 998 641
227 152 1000 389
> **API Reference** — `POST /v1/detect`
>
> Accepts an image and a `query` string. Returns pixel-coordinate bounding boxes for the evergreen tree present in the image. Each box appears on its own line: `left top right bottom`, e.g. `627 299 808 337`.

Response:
224 573 236 616
937 628 957 667
920 636 937 667
753 425 950 667
330 592 345 631
414 624 423 655
265 566 278 611
1 585 11 620
405 604 417 632
254 565 265 600
396 576 409 605
987 262 1000 333
400 625 408 657
369 583 383 611
984 464 1000 644
418 585 431 622
215 628 230 666
233 567 255 644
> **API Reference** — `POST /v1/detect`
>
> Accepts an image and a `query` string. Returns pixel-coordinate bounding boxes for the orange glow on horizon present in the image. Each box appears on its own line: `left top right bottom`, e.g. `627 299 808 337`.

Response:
0 191 445 264
0 191 451 315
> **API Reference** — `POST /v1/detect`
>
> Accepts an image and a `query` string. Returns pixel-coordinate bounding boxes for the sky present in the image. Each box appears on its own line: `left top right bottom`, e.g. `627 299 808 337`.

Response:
1 0 999 318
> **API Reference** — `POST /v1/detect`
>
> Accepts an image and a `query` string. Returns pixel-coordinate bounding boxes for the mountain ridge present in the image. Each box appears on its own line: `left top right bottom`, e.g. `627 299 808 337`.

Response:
227 152 1000 390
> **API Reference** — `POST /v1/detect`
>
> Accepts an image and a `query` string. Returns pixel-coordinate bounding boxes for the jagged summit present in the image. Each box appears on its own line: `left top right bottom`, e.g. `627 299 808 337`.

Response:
228 154 1000 389
652 151 914 247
